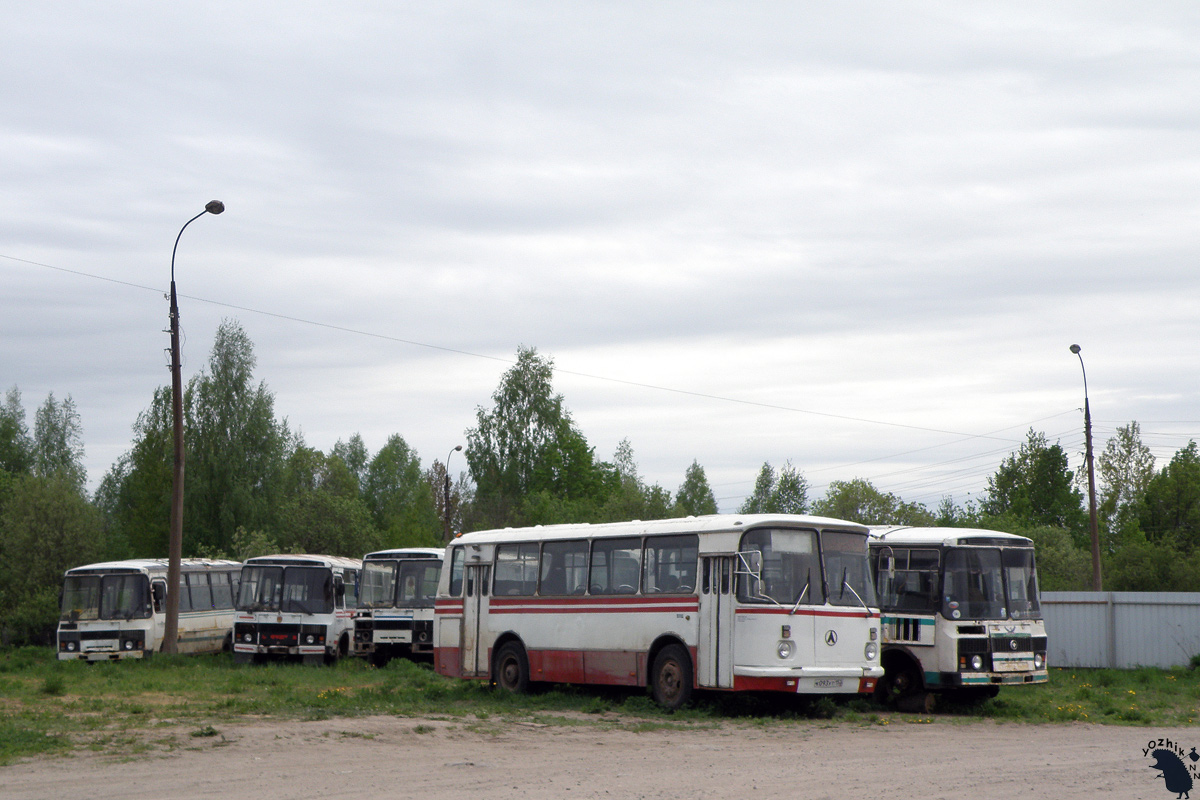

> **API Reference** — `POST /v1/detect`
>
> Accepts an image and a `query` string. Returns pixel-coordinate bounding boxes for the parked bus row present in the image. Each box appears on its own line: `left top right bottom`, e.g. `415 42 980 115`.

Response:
54 515 1048 711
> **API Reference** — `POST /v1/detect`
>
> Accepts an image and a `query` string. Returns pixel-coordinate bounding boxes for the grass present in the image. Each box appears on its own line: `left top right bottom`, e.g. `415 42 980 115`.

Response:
2 647 1199 765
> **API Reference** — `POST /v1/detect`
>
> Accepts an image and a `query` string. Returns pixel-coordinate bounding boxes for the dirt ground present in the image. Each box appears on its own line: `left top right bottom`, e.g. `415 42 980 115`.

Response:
1 714 1192 800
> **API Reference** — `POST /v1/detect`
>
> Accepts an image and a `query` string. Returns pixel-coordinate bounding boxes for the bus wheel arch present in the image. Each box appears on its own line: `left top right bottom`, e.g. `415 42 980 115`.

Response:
647 637 693 711
878 649 932 712
492 636 531 695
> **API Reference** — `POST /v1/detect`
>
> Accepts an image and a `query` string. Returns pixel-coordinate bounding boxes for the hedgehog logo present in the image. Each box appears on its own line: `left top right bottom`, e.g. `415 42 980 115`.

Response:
1149 749 1193 799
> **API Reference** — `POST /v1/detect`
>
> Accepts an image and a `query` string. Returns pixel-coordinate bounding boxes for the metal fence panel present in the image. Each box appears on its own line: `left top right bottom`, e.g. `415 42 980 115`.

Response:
1041 592 1200 669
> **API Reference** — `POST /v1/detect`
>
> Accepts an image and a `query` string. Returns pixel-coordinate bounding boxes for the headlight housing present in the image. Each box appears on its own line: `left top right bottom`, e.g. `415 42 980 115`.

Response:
777 640 795 659
970 654 984 670
1033 653 1045 669
865 641 878 660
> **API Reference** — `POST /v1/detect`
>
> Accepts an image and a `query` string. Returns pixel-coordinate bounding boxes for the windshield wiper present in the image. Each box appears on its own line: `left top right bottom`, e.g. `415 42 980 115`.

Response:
789 571 812 616
839 567 873 618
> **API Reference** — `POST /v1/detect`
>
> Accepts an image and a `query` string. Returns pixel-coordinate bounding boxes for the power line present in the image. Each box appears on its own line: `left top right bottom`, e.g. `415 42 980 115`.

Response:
3 251 1026 442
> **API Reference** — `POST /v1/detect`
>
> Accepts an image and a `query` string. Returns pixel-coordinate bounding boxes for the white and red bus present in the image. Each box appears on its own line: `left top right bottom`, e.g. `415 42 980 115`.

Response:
353 547 444 665
232 554 361 665
57 558 241 661
868 526 1048 710
433 515 883 708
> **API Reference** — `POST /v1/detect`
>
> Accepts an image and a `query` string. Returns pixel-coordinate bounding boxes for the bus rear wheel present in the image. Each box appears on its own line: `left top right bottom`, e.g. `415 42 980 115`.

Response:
494 642 530 694
650 644 693 710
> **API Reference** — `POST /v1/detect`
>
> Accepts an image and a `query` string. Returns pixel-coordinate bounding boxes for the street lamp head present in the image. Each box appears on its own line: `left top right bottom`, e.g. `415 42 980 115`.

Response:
453 445 463 452
1069 344 1081 355
205 200 225 215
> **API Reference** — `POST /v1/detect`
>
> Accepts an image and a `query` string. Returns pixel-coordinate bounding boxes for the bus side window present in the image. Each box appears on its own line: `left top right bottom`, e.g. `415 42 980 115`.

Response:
211 572 233 609
495 543 538 596
152 581 167 614
188 573 213 610
178 576 194 613
644 535 699 594
448 548 465 597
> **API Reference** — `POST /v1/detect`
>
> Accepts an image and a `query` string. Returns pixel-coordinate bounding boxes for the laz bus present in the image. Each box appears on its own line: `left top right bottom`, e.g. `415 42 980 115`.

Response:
434 515 883 709
353 547 445 665
868 526 1048 710
232 554 361 665
57 558 242 661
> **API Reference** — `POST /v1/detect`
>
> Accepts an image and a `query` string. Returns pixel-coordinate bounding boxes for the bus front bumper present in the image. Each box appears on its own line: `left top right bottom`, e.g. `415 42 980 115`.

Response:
733 665 884 694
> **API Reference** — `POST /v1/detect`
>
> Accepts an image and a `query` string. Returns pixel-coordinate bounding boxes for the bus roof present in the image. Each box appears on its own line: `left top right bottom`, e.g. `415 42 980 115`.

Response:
451 513 869 546
63 557 242 576
867 526 1033 547
363 547 445 561
242 554 363 569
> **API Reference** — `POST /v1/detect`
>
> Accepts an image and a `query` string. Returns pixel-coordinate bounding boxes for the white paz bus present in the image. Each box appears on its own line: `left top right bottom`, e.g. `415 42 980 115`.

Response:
434 515 883 709
232 554 361 665
57 558 242 661
868 526 1048 710
353 547 445 665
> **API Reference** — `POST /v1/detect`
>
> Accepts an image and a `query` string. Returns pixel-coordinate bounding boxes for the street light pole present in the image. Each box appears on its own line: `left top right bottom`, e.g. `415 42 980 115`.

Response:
444 445 462 542
1070 344 1102 592
164 200 225 655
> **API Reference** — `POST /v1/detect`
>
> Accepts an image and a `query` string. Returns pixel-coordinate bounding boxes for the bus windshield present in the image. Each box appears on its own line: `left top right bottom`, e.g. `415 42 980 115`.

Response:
1003 547 1041 620
942 548 1007 620
821 531 878 608
396 561 441 608
738 528 825 605
359 561 397 608
237 566 335 614
61 574 150 621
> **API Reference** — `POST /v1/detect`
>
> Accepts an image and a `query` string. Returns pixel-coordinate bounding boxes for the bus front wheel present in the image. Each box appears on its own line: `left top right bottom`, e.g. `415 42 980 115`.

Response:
494 642 530 694
650 644 693 710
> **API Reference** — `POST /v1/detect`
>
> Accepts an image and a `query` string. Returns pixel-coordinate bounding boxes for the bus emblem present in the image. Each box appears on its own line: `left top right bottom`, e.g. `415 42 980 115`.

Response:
824 630 838 646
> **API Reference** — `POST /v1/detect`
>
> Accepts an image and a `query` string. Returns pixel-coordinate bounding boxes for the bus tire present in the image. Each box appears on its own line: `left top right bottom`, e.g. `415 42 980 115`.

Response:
650 644 693 710
494 642 530 694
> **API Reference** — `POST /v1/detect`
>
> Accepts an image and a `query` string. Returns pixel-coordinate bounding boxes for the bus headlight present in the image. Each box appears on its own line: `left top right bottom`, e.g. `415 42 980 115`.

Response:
243 633 253 643
865 641 878 660
971 655 984 670
1034 653 1044 669
124 640 135 651
67 641 77 652
306 634 316 645
777 640 795 659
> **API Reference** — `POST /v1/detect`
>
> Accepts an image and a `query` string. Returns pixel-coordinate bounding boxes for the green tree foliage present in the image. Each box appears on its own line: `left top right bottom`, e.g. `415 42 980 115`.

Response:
739 462 809 514
0 474 105 644
1104 539 1200 592
812 477 933 525
1139 441 1200 552
32 392 86 493
183 320 287 556
331 434 369 493
586 439 675 523
95 387 172 558
464 347 605 528
676 460 718 516
363 434 441 547
1098 421 1155 546
0 386 33 475
275 490 383 557
981 430 1086 538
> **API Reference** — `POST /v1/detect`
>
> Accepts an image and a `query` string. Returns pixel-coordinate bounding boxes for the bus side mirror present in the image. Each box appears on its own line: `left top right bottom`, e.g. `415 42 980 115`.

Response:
738 550 762 576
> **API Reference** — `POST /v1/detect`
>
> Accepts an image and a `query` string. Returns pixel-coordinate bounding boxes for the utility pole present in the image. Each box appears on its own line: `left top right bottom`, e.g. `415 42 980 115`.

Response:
1070 344 1102 592
443 445 462 542
164 200 224 654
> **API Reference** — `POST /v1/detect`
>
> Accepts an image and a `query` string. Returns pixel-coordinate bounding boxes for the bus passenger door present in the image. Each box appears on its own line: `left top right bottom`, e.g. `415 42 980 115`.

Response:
698 556 734 689
461 565 491 678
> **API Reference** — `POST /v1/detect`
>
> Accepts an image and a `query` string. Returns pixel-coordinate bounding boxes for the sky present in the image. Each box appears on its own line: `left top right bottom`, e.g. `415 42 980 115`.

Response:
3 2 1198 512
